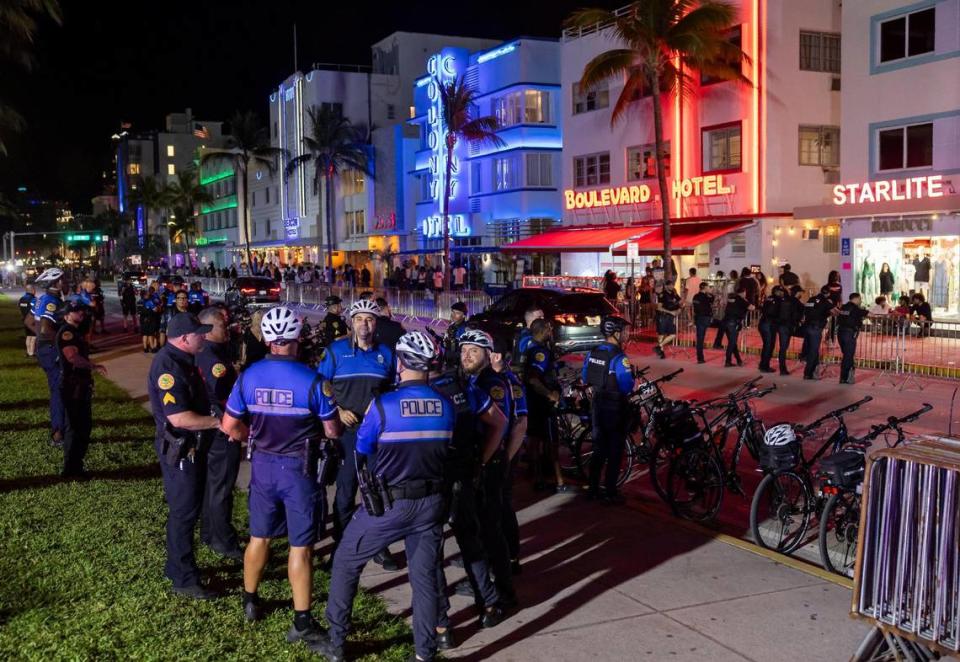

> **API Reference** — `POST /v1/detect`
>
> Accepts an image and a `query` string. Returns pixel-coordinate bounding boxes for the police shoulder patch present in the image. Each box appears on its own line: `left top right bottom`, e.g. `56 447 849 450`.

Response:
157 373 175 390
621 357 631 368
322 381 334 397
490 385 505 400
511 385 524 399
534 352 546 363
61 331 73 341
319 349 327 361
45 302 56 312
211 363 227 378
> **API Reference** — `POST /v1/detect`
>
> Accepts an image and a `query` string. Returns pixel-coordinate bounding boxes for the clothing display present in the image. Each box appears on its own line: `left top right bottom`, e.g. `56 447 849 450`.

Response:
900 262 916 295
855 236 960 315
879 269 895 296
858 259 877 301
932 259 949 307
913 256 931 283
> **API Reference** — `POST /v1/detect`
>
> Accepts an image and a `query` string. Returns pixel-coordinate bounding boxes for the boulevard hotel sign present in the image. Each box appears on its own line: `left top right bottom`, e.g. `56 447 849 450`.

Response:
564 174 734 210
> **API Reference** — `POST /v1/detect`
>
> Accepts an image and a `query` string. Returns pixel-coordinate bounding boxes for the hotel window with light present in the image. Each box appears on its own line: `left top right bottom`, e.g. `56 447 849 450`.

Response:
877 123 933 171
572 83 609 114
493 155 522 191
495 90 551 127
525 153 553 187
798 126 839 167
166 145 175 157
702 124 741 173
128 163 140 176
342 169 365 196
879 7 935 63
167 164 176 176
574 152 610 187
799 31 841 73
345 210 365 237
627 142 670 181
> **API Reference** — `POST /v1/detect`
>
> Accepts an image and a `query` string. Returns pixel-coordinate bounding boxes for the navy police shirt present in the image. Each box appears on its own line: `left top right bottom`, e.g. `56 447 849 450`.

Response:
147 343 210 438
196 340 238 416
469 367 512 442
581 342 634 396
317 337 394 416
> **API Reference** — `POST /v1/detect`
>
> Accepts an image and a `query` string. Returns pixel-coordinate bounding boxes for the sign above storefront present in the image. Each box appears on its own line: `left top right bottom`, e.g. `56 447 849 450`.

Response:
832 175 944 206
870 218 933 234
563 174 734 210
373 212 397 231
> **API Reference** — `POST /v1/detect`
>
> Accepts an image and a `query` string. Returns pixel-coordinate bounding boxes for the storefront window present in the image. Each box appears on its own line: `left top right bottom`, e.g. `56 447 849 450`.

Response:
854 234 959 312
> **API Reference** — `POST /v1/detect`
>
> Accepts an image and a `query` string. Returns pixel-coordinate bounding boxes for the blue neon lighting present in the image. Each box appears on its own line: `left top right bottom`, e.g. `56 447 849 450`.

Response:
416 76 430 88
477 42 518 64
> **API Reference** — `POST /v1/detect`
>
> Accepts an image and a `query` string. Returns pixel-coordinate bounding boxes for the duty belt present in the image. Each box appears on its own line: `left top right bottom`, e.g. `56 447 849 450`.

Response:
388 479 441 501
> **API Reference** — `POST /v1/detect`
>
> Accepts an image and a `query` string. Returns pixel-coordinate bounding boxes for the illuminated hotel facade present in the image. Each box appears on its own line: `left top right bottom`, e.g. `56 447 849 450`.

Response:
505 0 844 289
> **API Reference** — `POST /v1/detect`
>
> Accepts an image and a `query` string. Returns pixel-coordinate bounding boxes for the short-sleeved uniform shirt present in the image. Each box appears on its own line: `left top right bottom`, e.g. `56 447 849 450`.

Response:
195 340 238 416
56 322 91 384
523 340 558 415
18 293 36 336
356 380 455 485
501 367 528 420
316 337 394 417
470 367 512 443
33 290 64 346
226 355 336 456
837 303 868 332
147 343 210 438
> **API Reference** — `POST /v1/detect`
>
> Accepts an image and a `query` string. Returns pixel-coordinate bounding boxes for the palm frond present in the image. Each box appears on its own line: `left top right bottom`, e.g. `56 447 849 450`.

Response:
579 48 636 92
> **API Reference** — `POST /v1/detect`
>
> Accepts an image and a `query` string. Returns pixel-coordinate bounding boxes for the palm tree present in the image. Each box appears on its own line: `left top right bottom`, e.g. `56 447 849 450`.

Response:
201 110 283 267
567 0 747 279
285 104 372 271
436 76 504 288
167 167 213 262
128 176 172 250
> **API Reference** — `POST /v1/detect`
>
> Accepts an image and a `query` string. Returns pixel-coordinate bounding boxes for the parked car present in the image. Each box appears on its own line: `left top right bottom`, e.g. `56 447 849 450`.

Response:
117 270 148 295
225 276 282 308
468 287 617 355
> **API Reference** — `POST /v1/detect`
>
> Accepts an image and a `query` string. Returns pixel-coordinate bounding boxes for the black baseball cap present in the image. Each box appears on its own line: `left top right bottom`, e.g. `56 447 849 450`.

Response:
166 313 212 338
64 299 88 314
451 302 467 313
325 295 342 306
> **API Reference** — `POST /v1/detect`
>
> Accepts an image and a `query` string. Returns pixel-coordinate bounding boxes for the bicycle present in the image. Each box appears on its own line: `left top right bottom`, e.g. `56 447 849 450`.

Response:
749 395 873 554
816 404 932 577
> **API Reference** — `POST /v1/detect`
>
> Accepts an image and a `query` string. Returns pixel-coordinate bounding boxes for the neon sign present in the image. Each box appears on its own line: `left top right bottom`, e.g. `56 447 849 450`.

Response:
563 175 734 210
832 175 944 206
423 215 470 239
426 53 459 203
477 41 517 64
373 212 397 231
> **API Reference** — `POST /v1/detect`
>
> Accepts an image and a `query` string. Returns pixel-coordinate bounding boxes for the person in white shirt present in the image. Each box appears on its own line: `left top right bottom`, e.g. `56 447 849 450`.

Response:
683 267 701 304
453 264 466 290
869 295 892 315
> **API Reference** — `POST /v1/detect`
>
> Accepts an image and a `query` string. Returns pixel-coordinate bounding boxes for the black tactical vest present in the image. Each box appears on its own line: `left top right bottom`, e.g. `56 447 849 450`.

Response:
585 344 624 402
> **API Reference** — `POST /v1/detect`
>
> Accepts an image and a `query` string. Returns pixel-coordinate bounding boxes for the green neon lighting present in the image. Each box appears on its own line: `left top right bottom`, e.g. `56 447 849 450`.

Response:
200 168 235 185
200 195 238 215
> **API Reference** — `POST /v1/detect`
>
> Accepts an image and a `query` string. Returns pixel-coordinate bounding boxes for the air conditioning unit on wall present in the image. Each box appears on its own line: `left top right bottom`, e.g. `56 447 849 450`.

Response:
803 228 821 240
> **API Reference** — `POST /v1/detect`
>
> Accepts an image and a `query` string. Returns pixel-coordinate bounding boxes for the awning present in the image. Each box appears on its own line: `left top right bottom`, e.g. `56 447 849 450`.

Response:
500 226 654 253
611 220 751 255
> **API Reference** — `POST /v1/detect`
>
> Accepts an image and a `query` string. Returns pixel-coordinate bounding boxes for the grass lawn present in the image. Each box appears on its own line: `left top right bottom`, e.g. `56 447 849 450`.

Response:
0 299 412 660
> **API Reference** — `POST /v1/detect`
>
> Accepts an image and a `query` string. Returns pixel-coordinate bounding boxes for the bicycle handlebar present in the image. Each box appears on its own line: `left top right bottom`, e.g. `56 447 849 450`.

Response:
800 396 874 433
854 403 932 445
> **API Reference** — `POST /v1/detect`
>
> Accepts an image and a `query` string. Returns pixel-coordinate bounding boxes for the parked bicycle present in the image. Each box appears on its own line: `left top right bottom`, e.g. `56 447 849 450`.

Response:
816 403 932 577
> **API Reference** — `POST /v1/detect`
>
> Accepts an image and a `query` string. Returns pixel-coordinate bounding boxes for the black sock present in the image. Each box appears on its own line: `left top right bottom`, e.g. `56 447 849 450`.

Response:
242 590 258 605
294 609 313 630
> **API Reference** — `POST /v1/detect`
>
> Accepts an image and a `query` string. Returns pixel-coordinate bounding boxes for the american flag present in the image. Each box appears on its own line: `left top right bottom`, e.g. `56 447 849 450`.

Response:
193 123 209 139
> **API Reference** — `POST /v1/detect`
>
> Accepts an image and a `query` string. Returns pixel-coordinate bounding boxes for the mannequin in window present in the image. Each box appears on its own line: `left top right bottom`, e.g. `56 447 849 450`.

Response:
913 248 931 298
901 253 916 296
858 252 877 301
931 249 950 308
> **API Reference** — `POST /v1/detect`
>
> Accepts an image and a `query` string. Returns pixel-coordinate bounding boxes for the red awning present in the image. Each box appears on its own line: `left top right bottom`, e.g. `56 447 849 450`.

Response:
500 226 654 253
611 220 752 255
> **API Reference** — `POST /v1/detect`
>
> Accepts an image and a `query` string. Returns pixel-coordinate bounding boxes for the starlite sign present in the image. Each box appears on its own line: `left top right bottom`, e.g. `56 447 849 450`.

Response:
831 175 944 206
563 174 734 210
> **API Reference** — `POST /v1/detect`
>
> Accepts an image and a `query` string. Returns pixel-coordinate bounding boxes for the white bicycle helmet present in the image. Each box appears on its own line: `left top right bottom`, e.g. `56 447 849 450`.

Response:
36 267 64 283
348 299 381 318
458 329 494 352
260 306 302 342
763 423 797 447
395 331 438 371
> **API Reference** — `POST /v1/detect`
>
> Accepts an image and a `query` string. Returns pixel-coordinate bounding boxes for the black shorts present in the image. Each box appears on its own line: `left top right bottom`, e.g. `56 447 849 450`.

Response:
122 302 136 316
656 314 677 335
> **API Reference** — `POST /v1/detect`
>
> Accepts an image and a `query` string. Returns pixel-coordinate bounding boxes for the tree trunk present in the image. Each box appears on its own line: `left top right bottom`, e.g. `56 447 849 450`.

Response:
325 168 335 271
240 161 252 269
441 134 455 291
650 68 673 281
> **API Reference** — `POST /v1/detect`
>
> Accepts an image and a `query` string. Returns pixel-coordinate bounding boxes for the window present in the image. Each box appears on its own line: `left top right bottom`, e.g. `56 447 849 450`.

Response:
627 142 670 181
166 145 175 157
409 105 416 119
573 152 610 187
252 191 256 207
493 155 522 191
880 8 935 63
701 26 743 84
265 186 270 203
418 174 431 202
572 83 609 114
702 124 742 172
345 210 365 236
342 169 365 195
878 122 933 171
525 153 553 187
799 31 841 73
128 163 140 176
822 226 839 253
167 163 176 176
386 104 396 120
266 218 271 237
730 231 746 256
798 126 840 167
494 90 551 127
471 162 482 194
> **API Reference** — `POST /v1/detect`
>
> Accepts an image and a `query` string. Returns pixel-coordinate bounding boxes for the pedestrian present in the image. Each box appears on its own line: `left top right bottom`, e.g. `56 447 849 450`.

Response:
653 279 682 359
194 307 244 561
317 299 398 570
25 268 67 447
372 297 405 351
691 281 714 364
187 281 208 315
682 267 701 304
758 285 785 373
444 302 469 369
320 295 348 347
582 315 635 503
452 262 466 291
837 293 868 384
56 300 107 478
777 285 805 376
869 295 892 316
120 279 138 333
737 267 759 307
220 307 342 646
432 266 444 293
522 320 564 492
779 263 800 289
722 288 752 367
801 285 836 380
139 287 161 353
603 270 621 302
18 283 36 357
146 313 222 599
313 332 455 662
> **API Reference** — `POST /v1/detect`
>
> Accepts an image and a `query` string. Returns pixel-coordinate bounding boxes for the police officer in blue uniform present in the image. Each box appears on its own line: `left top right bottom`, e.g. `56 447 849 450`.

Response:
26 268 67 447
460 329 519 607
195 307 243 560
837 293 868 385
582 316 636 503
187 281 209 315
801 285 837 380
313 332 456 662
147 313 222 599
522 319 564 492
443 302 469 369
18 283 36 357
221 307 342 645
512 305 543 372
318 299 397 569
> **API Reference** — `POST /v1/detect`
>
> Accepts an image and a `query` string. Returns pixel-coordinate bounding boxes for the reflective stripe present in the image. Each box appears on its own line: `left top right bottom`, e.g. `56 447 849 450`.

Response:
225 405 246 417
247 404 313 416
333 372 390 380
380 430 453 441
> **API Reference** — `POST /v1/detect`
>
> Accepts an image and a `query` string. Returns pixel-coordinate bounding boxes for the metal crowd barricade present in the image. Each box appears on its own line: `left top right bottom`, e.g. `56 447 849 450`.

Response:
278 284 492 321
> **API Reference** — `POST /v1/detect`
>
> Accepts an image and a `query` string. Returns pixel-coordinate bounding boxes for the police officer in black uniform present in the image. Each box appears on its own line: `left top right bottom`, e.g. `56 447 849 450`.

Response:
691 282 714 364
18 283 36 357
194 307 243 560
57 300 107 478
758 285 785 373
147 313 222 599
372 296 406 350
444 302 469 369
777 285 805 376
801 285 837 380
722 288 752 367
320 295 348 346
653 280 682 359
837 293 868 385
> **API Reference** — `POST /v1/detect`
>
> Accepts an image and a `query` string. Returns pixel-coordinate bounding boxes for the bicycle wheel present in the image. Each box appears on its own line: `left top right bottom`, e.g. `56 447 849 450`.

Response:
616 437 635 487
750 471 813 554
647 438 673 503
572 426 594 482
666 445 725 522
556 415 585 478
818 491 860 578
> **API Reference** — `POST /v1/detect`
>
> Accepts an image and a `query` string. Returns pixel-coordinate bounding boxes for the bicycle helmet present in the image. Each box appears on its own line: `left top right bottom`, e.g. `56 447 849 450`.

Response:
260 306 302 342
763 423 797 447
458 329 494 352
601 315 631 336
36 267 64 283
423 327 446 372
348 299 381 318
395 331 438 371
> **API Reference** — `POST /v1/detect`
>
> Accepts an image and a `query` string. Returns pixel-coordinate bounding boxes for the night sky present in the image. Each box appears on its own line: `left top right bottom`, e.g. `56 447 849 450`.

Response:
0 0 619 213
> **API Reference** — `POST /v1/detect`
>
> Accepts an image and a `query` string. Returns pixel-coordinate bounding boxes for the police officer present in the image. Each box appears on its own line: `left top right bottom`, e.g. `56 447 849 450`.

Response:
582 316 635 503
522 319 564 492
443 302 469 369
139 286 161 353
159 278 182 346
691 282 714 364
837 293 868 385
195 307 243 560
57 300 107 478
187 281 209 315
801 285 837 380
653 279 682 359
372 296 405 350
777 285 805 376
18 283 36 357
459 329 518 607
26 268 67 446
320 295 348 346
721 288 751 367
120 278 138 333
221 307 342 645
147 313 222 599
318 299 397 570
513 305 543 371
758 285 785 373
313 332 456 662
